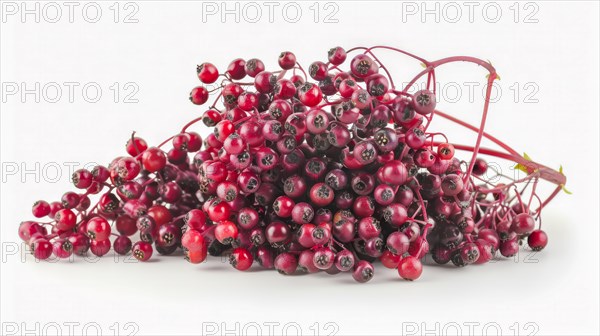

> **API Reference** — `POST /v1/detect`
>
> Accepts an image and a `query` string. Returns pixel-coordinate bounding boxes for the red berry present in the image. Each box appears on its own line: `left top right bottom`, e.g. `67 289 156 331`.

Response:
147 205 173 226
126 137 148 156
215 220 238 244
90 239 111 257
278 51 296 70
226 58 246 80
185 209 208 231
437 143 455 160
398 256 423 281
527 230 548 251
297 83 322 107
54 209 76 231
197 62 219 84
32 201 51 218
142 147 166 172
132 241 153 261
380 250 402 269
115 214 137 236
19 221 43 242
72 169 93 189
31 239 52 260
352 260 374 283
86 216 111 241
328 46 346 65
244 58 265 77
190 86 209 105
229 247 253 271
113 235 132 255
274 252 297 275
412 90 436 115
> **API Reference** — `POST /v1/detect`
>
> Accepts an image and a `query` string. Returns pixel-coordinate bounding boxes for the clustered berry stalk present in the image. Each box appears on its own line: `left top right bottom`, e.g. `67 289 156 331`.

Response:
20 46 567 282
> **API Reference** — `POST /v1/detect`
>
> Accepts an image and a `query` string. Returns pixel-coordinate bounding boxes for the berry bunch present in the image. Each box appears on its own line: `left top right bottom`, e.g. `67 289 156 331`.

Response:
19 46 567 282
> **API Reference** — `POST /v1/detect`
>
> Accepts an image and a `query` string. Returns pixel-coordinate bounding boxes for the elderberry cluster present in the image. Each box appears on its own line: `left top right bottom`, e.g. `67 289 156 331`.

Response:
19 46 556 282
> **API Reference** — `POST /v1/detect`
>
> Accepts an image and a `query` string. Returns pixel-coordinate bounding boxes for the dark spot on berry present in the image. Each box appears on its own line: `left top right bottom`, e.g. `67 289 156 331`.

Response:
356 60 371 75
416 93 431 106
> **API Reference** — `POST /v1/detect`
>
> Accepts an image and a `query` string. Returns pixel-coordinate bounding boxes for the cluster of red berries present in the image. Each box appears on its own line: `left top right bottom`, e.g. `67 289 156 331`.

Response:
19 46 563 282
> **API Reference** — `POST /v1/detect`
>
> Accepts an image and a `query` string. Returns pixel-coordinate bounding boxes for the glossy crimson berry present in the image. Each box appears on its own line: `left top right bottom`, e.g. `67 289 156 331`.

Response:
278 51 296 70
237 92 258 111
54 209 77 231
72 169 93 189
309 183 334 207
32 201 51 218
273 196 295 218
313 247 335 270
32 239 52 260
358 217 381 240
226 58 246 79
229 247 253 271
116 215 137 236
142 147 166 172
182 229 206 251
512 213 536 235
265 221 291 245
350 54 378 78
311 224 331 246
126 136 148 157
380 250 402 269
68 233 90 256
352 260 374 283
328 46 346 65
274 252 297 275
296 223 315 248
19 221 42 242
308 61 328 81
297 83 322 107
291 202 314 225
207 200 231 222
86 216 111 241
398 256 422 280
215 220 238 244
147 205 173 226
132 241 153 261
412 90 436 115
113 235 132 255
254 71 276 93
274 79 296 99
333 249 354 272
373 184 395 206
380 160 409 185
437 143 455 160
90 239 111 257
92 165 110 182
244 58 265 77
527 230 548 251
386 231 410 255
352 196 375 218
472 158 488 176
197 62 219 84
190 86 209 105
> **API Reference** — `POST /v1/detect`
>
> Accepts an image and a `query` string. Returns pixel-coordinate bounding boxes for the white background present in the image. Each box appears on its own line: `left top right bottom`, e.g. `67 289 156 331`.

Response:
1 1 599 335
